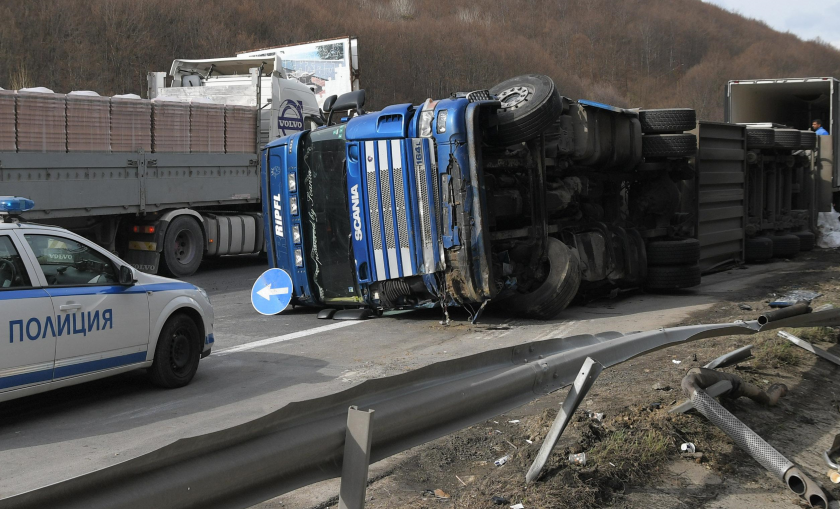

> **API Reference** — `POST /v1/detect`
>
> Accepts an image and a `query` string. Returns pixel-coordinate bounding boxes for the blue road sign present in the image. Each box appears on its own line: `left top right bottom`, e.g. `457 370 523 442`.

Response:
251 268 294 315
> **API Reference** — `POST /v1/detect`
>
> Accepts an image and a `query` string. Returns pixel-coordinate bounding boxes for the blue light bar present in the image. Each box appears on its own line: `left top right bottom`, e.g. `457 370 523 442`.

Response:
0 197 35 215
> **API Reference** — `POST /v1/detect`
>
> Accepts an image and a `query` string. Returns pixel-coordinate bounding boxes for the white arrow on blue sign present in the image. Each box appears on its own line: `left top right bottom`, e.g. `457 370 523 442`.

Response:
251 268 294 315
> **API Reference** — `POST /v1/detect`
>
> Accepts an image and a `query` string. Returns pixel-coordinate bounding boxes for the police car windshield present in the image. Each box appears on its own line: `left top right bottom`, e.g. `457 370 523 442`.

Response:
301 126 360 304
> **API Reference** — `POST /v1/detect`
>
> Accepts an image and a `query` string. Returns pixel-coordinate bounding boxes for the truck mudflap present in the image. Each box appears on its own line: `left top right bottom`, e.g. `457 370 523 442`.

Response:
347 137 445 285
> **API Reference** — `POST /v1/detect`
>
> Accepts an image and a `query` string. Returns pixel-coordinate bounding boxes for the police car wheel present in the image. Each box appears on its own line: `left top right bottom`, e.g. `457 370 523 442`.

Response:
161 216 204 278
149 313 201 388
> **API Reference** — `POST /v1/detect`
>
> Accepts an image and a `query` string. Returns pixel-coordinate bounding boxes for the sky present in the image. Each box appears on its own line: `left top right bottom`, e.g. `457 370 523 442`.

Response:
703 0 840 50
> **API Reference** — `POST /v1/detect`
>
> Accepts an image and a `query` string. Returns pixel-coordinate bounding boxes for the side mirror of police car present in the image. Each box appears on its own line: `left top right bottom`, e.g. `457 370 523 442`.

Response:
119 265 137 286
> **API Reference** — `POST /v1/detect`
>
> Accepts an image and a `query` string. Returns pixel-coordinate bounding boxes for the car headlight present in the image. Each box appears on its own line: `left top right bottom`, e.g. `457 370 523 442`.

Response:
197 286 211 304
419 111 434 138
292 224 301 244
288 172 297 193
294 248 304 267
289 196 298 215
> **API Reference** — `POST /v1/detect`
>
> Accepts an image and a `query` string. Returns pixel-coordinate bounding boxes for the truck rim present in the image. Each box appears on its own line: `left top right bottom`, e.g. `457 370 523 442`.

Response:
173 229 197 267
497 85 532 110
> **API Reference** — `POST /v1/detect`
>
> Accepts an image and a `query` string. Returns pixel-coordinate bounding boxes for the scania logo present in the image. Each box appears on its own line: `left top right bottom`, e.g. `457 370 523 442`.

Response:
278 99 304 136
350 185 363 241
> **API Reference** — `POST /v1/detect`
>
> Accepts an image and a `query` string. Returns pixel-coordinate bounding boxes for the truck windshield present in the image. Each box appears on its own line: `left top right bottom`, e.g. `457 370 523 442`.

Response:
300 126 361 304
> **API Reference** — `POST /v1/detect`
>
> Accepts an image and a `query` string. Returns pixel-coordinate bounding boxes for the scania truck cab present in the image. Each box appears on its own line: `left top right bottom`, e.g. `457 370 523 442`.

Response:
261 75 701 319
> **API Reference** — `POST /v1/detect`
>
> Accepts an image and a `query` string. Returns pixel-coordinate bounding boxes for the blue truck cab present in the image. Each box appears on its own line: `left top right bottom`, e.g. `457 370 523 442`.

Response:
261 75 701 319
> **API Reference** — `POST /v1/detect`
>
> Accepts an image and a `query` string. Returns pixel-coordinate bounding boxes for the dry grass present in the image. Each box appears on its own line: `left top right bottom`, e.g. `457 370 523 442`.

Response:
786 327 839 343
589 427 671 484
753 334 802 369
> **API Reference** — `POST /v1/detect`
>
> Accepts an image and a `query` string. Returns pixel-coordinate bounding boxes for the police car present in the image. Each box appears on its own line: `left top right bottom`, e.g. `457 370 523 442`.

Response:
0 197 214 403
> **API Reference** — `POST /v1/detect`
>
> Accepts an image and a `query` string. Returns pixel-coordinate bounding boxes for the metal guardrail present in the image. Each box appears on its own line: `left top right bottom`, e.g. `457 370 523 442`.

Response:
3 309 839 509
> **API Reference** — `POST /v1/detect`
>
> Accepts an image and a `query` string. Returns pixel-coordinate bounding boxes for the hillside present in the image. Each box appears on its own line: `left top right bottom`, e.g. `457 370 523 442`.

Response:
1 0 839 120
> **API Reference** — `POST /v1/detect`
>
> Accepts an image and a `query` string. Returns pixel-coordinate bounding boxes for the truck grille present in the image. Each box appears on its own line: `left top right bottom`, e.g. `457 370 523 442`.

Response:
362 138 444 281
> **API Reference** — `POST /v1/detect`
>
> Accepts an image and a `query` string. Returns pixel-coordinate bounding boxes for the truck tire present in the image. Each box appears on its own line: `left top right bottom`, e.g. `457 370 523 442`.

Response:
149 313 201 388
799 131 816 150
486 74 564 146
767 234 800 258
162 215 204 277
792 230 815 251
646 238 701 266
746 128 774 149
642 133 697 158
645 264 701 290
505 237 581 319
745 237 773 261
773 129 800 149
638 108 696 134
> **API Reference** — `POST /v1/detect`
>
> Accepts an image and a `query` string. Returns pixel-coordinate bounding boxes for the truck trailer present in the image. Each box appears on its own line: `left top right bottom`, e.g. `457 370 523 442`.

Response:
262 75 702 319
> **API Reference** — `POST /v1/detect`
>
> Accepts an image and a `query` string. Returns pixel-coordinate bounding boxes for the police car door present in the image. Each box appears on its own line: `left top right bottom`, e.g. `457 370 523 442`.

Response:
19 232 151 379
0 232 58 392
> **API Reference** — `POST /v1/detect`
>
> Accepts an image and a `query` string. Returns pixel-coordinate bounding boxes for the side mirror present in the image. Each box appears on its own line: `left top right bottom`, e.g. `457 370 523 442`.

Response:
119 265 137 286
322 94 338 112
327 90 366 126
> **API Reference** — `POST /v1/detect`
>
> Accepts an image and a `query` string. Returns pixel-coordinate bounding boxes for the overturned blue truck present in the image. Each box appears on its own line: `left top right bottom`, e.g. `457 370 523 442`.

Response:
261 75 700 319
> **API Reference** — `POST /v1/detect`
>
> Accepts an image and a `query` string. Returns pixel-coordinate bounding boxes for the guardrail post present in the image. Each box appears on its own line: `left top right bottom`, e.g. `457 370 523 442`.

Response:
338 406 375 509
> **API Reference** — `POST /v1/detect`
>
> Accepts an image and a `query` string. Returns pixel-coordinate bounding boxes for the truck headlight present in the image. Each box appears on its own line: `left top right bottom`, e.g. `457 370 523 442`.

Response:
436 110 448 133
288 172 297 192
292 224 301 244
289 196 298 215
294 248 304 267
419 111 434 137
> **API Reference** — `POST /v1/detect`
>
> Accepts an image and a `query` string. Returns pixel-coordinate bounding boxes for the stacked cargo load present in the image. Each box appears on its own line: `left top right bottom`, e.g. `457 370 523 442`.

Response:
224 105 257 153
0 89 15 152
16 88 66 152
189 99 225 153
110 94 152 153
152 97 190 153
66 91 110 152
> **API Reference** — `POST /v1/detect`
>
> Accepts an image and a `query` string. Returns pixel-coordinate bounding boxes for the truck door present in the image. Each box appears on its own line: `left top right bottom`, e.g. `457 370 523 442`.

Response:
0 233 57 392
19 232 151 380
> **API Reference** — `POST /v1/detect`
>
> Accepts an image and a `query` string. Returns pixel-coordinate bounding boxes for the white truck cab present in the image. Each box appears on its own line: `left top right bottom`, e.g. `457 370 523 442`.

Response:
0 197 214 402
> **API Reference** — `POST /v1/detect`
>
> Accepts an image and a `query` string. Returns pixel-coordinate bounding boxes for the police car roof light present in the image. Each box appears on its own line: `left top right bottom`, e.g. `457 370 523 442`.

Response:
0 197 35 215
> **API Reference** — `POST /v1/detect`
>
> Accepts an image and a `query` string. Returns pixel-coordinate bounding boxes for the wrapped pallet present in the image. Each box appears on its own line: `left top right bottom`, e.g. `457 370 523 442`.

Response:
66 91 110 152
190 99 225 153
0 89 15 152
16 87 66 153
225 105 257 153
152 97 190 153
110 94 151 153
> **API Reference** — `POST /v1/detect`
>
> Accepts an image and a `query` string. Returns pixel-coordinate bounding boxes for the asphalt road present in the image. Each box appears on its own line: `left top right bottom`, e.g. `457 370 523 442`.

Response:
0 255 799 502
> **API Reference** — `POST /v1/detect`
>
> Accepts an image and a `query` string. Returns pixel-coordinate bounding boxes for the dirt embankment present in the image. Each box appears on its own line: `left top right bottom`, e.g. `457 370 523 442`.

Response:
336 250 840 509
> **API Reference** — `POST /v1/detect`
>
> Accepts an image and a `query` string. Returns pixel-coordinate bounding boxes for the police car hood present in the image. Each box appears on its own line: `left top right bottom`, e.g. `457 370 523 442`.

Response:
134 271 198 290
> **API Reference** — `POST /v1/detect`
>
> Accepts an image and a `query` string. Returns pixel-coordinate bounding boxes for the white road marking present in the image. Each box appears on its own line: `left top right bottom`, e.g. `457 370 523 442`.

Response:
213 321 365 356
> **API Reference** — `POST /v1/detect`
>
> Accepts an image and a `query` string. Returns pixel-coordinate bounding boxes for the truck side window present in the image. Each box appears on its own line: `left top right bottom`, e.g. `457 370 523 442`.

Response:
24 234 117 286
0 236 32 289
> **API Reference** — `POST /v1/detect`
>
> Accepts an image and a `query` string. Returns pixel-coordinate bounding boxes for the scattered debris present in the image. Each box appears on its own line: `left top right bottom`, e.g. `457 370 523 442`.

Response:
825 433 840 484
680 442 696 454
494 455 510 467
434 489 450 499
568 452 587 466
778 330 840 366
739 304 753 311
491 496 510 505
510 504 525 509
508 420 520 424
672 359 682 364
456 475 467 487
703 344 754 370
682 367 788 406
587 411 604 421
669 380 733 414
653 382 672 391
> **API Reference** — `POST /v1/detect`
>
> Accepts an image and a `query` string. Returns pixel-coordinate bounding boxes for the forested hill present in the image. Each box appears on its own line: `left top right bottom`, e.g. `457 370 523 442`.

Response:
1 0 839 121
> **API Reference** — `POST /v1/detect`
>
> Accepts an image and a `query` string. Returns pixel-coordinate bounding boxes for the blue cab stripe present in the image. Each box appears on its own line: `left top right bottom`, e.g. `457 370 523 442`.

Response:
53 351 148 379
0 368 53 390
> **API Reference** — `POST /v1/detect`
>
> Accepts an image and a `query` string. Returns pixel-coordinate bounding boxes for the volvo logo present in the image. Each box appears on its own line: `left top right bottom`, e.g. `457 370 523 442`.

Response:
278 99 304 136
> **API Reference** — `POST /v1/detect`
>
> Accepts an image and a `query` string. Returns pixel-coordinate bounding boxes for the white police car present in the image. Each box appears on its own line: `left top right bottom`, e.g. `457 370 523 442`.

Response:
0 197 214 402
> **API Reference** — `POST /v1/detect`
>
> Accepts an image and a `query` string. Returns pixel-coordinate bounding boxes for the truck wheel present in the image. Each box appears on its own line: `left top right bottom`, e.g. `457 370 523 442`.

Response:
642 134 696 158
646 238 700 266
773 129 800 149
799 131 816 150
486 74 564 146
746 128 775 149
149 313 201 388
767 234 800 258
162 215 204 277
638 109 696 134
792 231 815 251
745 237 773 261
505 237 581 319
645 264 701 290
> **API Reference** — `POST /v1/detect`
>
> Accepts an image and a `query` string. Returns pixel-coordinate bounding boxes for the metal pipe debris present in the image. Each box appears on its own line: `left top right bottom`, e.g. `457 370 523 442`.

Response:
759 301 811 325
